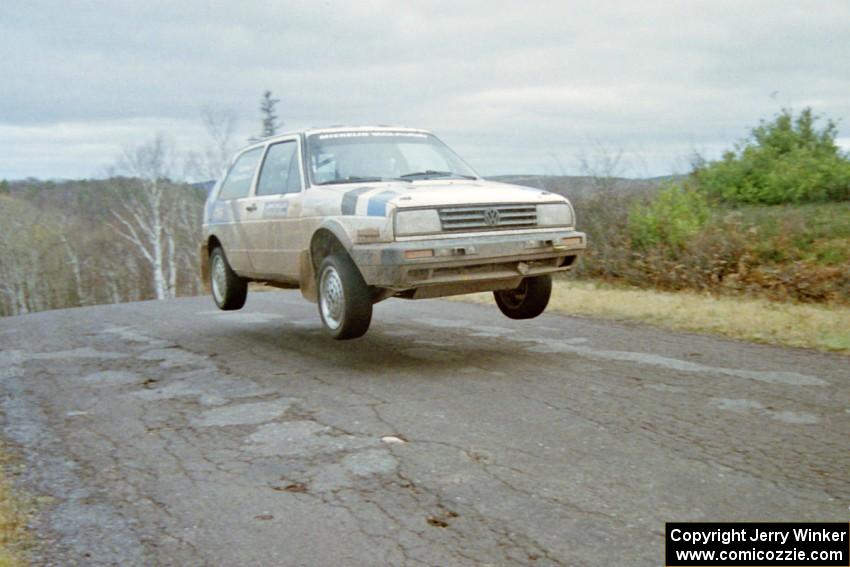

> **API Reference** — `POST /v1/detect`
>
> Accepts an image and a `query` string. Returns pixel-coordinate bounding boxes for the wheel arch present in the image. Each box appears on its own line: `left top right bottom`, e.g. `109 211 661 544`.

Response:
200 234 224 292
207 234 223 253
300 221 357 303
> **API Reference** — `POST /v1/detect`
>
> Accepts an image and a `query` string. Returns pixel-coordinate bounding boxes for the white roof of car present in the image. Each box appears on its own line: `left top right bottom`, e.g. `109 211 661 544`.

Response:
304 125 430 136
251 125 431 145
234 125 435 158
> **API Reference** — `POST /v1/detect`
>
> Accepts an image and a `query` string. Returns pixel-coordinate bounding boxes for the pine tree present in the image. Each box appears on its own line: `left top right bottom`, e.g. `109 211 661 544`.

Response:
259 90 280 138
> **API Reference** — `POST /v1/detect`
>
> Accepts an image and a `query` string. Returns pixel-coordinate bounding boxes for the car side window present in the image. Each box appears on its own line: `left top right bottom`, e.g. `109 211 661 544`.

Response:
218 147 263 201
256 141 302 196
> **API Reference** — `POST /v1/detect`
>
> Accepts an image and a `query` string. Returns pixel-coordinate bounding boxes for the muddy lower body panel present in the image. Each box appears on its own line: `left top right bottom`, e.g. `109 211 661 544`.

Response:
351 229 586 299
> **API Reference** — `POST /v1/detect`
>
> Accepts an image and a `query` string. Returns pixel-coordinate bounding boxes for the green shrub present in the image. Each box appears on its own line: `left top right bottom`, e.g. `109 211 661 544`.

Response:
695 108 850 204
578 193 850 303
629 184 710 250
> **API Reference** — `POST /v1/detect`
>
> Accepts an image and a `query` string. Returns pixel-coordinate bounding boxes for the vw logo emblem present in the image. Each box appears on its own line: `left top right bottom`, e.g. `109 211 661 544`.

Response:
483 208 500 227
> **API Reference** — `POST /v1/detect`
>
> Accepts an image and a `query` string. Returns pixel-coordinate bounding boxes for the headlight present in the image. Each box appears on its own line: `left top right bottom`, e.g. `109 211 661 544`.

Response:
536 203 573 226
394 209 441 236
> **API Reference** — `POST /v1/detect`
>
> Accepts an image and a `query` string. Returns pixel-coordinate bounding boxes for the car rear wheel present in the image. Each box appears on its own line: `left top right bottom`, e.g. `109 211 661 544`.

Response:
210 247 248 310
494 275 552 320
318 254 373 339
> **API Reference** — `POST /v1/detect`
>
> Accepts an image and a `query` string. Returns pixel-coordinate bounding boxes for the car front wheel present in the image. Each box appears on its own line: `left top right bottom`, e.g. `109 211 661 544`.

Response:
317 254 373 339
210 247 248 310
494 275 552 320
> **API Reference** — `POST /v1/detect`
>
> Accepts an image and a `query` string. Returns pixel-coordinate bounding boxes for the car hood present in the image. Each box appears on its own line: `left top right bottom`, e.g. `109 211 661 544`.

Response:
392 179 564 208
321 179 564 210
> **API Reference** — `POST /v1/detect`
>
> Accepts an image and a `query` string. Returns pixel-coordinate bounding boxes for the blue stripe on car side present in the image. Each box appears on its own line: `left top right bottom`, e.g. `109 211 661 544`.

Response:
366 190 399 216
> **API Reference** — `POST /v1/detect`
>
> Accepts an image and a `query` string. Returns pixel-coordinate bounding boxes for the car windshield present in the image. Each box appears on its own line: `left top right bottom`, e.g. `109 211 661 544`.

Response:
305 131 479 186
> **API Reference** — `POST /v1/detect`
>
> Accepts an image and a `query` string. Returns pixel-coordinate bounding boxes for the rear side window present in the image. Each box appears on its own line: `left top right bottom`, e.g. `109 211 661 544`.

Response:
218 147 263 200
257 141 301 196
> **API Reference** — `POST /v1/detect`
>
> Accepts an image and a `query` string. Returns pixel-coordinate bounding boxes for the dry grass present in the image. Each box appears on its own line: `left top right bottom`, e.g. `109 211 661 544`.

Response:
456 279 850 355
0 448 30 567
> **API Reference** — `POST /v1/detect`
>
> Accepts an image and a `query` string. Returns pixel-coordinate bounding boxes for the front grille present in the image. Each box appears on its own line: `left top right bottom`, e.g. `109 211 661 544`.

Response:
438 204 537 232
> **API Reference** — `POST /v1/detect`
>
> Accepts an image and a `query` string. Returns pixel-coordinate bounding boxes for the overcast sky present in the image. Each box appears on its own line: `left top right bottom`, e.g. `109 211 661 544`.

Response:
2 1 849 180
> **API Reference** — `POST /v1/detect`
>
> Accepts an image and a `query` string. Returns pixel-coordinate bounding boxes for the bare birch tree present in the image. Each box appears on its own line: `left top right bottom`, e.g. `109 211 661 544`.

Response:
110 135 181 300
188 106 238 181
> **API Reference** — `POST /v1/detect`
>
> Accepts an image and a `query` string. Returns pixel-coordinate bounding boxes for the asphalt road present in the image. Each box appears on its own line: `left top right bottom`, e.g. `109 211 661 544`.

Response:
1 292 847 566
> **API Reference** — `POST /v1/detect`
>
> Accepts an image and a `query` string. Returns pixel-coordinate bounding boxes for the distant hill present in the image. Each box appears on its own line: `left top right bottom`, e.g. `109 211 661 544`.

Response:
7 175 681 203
486 174 683 200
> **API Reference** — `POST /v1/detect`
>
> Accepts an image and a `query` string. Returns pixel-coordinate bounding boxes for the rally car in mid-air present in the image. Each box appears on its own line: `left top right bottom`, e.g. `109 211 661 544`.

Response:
201 126 586 339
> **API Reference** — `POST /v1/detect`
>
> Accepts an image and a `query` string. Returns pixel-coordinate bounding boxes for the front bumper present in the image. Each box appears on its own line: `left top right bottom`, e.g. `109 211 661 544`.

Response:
350 228 586 295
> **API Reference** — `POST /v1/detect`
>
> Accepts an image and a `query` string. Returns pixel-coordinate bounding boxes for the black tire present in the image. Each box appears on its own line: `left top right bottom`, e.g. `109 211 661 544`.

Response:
494 275 552 320
209 247 248 310
317 254 373 339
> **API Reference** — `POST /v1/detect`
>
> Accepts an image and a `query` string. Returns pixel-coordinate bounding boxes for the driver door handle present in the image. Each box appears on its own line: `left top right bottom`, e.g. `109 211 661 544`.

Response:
245 204 258 212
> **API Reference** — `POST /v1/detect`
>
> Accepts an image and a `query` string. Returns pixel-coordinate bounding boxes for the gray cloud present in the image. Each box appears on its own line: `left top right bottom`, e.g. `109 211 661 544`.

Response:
2 0 849 179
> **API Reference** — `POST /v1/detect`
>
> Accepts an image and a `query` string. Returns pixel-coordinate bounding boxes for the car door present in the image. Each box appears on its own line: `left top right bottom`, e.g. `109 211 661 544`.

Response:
247 137 304 279
211 146 265 274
